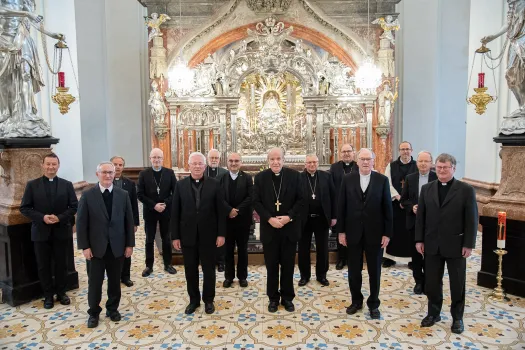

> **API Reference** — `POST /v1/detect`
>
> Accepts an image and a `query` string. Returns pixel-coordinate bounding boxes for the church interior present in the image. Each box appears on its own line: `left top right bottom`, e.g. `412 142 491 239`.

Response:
1 0 525 349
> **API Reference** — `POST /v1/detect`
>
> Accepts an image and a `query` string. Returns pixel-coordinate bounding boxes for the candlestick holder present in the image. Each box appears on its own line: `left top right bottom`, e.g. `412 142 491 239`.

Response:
52 87 76 114
489 249 509 302
468 87 496 115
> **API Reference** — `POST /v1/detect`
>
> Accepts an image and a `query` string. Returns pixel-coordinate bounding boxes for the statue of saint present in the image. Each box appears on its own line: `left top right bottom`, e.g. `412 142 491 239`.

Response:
482 0 525 134
0 0 64 138
148 80 167 125
372 15 400 46
145 13 170 42
377 81 398 126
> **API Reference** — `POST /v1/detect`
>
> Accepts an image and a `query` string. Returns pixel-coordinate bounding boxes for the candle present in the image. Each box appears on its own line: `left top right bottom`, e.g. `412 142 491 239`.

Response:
58 72 65 88
497 211 506 249
478 73 485 88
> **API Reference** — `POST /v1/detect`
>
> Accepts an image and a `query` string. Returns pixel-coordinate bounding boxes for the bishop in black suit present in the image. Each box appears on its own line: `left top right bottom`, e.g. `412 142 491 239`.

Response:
171 152 226 315
337 148 392 320
253 148 304 313
77 162 135 328
20 153 78 309
416 153 478 334
137 148 177 276
298 154 336 287
400 151 437 294
220 152 253 288
328 143 358 270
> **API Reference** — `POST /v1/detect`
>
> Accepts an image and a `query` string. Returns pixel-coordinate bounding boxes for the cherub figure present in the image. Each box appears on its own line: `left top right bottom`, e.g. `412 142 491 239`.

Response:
146 13 171 42
372 15 400 46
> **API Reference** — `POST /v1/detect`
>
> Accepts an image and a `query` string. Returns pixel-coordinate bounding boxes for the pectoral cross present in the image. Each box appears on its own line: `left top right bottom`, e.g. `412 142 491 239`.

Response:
275 200 282 211
401 179 405 189
157 186 160 195
312 194 316 199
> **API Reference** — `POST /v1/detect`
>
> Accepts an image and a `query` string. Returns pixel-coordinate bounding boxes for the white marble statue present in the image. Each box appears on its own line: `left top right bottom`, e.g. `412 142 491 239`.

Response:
372 15 400 46
148 80 167 125
146 13 171 42
378 81 397 126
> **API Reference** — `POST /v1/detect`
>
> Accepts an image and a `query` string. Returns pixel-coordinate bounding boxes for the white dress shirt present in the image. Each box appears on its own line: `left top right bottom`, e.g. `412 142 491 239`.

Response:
360 173 371 192
99 184 114 193
230 171 239 180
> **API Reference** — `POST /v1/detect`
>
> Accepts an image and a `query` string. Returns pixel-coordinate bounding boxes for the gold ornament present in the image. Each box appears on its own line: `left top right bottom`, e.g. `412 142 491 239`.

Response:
52 87 76 115
468 87 496 115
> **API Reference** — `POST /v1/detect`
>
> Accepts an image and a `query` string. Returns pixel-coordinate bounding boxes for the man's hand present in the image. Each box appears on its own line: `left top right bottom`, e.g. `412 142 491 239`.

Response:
268 217 284 228
125 247 133 258
381 236 390 249
216 236 225 247
154 203 166 212
331 219 337 227
462 247 473 258
399 203 404 209
43 215 55 224
338 233 347 246
416 242 424 255
276 216 291 225
49 214 60 223
173 239 181 251
412 204 418 214
83 248 93 260
229 208 239 218
394 195 401 201
134 226 138 233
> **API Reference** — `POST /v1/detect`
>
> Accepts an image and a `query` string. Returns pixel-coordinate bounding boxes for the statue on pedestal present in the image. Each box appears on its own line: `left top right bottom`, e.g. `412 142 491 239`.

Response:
372 15 400 46
145 13 170 42
377 80 398 126
482 0 525 135
0 0 65 138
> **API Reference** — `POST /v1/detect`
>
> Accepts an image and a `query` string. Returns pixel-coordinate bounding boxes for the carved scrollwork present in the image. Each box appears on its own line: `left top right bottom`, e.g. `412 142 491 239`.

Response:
326 104 365 127
178 105 219 128
0 152 11 186
245 0 293 13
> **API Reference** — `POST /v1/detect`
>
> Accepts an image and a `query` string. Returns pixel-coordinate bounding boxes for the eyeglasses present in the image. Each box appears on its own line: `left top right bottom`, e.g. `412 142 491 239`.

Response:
341 150 354 153
190 162 205 167
359 158 373 162
150 156 163 160
228 159 241 163
100 171 115 175
417 160 432 163
209 157 220 160
399 148 412 151
436 166 453 171
305 161 318 165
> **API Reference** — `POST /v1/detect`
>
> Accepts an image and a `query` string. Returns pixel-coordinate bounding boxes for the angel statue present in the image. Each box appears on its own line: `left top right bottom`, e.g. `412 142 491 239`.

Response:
0 0 65 138
481 0 525 135
146 13 171 42
372 15 400 46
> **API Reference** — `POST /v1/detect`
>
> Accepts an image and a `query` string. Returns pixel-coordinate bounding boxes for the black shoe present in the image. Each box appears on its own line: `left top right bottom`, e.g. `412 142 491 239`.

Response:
185 303 200 314
56 294 70 305
408 261 413 270
43 296 54 309
346 303 363 315
268 301 279 313
382 258 396 268
122 279 134 287
317 278 330 287
223 279 233 288
239 280 248 288
369 308 381 319
87 315 99 328
164 265 177 274
217 264 225 272
281 300 295 312
205 302 215 314
298 278 309 287
413 283 424 295
105 310 121 322
451 319 464 334
335 260 345 270
142 267 153 277
421 315 441 327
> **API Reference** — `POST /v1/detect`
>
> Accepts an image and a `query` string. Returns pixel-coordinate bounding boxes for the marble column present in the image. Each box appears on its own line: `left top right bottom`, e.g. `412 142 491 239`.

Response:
365 103 374 149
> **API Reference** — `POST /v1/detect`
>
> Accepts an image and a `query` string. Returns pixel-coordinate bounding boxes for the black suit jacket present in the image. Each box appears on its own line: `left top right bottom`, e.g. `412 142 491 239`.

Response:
20 176 78 242
118 176 140 226
137 167 177 219
336 171 393 246
415 179 478 258
400 171 438 230
220 171 253 231
329 160 358 193
170 177 227 246
76 186 135 258
300 170 336 228
253 167 304 244
206 166 228 180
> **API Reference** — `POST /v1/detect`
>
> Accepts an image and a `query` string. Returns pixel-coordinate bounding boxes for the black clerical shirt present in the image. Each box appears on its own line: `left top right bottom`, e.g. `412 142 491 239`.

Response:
190 176 203 209
271 171 284 215
306 172 322 215
438 177 455 206
43 175 58 206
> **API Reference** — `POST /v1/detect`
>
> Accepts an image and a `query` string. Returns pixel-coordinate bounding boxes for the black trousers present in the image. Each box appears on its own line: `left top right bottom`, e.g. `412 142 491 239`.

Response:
425 253 466 320
224 225 249 281
88 244 123 316
409 228 424 285
262 234 296 302
182 243 216 305
144 214 172 268
121 257 131 281
216 244 225 266
298 216 329 280
33 238 68 298
347 241 383 309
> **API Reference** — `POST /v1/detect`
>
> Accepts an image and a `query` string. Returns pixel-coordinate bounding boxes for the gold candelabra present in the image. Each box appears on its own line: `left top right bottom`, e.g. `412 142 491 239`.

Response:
488 249 509 302
52 87 76 114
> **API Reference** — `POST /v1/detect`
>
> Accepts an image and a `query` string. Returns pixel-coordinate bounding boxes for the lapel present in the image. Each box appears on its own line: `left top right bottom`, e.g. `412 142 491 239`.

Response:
224 173 230 202
414 174 420 202
38 177 52 211
441 179 460 207
352 173 362 201
94 185 109 220
279 168 288 199
54 177 64 209
429 180 440 208
110 189 119 222
184 177 196 212
235 172 245 202
363 172 376 207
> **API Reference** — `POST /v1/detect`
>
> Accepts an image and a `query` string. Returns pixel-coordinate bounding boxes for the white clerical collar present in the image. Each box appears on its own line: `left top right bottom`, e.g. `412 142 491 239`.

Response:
115 177 120 181
344 162 350 166
152 167 162 172
308 171 316 177
99 183 113 193
45 176 56 181
210 167 217 171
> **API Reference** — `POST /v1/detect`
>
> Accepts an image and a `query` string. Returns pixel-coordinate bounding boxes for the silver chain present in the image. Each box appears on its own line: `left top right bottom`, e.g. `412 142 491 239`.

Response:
40 21 62 74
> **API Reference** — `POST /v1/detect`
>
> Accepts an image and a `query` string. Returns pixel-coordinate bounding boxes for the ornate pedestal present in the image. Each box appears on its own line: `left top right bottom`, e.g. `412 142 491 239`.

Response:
0 138 79 306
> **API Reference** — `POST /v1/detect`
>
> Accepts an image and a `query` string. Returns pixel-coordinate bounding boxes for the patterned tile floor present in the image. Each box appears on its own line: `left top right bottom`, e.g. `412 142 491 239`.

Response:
1 228 524 350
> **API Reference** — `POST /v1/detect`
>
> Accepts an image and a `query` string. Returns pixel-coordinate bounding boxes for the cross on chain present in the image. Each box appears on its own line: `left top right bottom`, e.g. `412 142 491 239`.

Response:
275 200 282 211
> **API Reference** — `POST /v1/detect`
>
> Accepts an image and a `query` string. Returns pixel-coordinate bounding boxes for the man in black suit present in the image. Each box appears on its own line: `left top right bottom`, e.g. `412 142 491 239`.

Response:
220 152 253 288
328 143 358 270
137 148 177 277
77 162 135 328
416 153 478 334
253 148 304 313
111 156 140 287
20 153 78 309
171 152 226 315
337 148 393 320
400 151 437 294
298 154 336 287
205 148 228 272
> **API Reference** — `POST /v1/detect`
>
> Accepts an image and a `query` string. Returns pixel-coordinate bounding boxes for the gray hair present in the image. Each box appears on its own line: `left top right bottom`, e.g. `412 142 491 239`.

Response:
110 155 126 165
305 153 318 159
267 147 285 159
96 161 115 172
189 152 206 164
356 148 376 160
417 150 433 162
435 153 456 167
207 148 220 157
228 152 243 161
